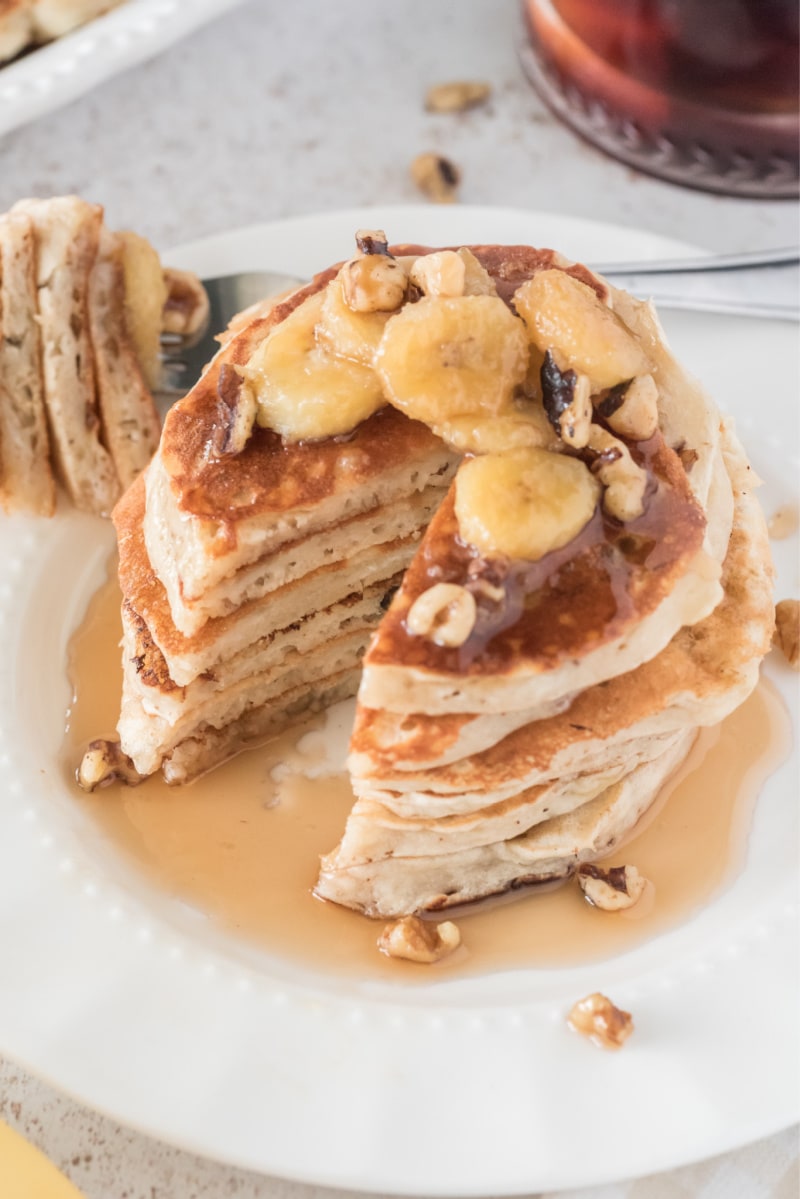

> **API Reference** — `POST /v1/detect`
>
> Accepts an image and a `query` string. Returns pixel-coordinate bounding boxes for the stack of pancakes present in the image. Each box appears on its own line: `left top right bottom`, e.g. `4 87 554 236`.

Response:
318 425 772 916
114 241 773 917
114 273 458 783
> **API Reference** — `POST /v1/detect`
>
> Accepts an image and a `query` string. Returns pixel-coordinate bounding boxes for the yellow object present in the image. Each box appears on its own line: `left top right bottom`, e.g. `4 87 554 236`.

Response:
0 1120 87 1198
247 290 385 440
454 447 600 561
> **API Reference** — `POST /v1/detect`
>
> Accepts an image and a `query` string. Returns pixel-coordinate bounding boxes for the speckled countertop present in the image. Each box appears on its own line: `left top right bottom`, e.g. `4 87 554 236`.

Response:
0 2 797 1196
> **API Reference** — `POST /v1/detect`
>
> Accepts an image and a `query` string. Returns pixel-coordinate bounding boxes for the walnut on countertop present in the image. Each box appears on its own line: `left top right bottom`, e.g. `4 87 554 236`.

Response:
425 81 492 113
410 153 461 203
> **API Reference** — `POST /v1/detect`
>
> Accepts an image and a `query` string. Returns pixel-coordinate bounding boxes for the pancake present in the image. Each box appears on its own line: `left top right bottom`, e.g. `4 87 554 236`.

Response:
115 474 433 687
317 732 696 918
109 234 773 926
145 272 456 629
316 425 773 915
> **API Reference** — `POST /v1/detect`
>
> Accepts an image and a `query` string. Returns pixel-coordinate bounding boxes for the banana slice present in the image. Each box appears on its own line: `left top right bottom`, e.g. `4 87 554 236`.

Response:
434 400 555 455
514 269 649 391
455 447 600 561
317 274 393 365
375 295 529 426
245 290 385 441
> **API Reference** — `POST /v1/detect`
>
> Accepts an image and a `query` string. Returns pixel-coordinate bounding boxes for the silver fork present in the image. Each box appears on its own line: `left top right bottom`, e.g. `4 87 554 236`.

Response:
157 248 798 397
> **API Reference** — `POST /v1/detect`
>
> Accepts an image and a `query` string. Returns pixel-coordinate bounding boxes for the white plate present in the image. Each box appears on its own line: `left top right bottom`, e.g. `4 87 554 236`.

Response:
0 0 247 139
0 206 797 1196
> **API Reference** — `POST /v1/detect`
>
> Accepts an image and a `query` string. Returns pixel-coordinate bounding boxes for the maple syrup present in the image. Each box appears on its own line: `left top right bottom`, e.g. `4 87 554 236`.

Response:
520 0 799 197
63 564 792 983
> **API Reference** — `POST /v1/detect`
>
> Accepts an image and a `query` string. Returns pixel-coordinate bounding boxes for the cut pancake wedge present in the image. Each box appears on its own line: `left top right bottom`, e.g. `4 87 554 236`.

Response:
319 423 773 915
317 732 696 918
0 211 56 515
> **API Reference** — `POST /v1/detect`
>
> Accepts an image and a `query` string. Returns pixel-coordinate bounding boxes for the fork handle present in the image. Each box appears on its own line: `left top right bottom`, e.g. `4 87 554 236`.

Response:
596 247 799 320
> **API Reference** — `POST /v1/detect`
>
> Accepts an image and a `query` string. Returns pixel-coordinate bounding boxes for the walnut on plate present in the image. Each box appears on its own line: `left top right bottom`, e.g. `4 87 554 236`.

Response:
577 863 647 911
77 739 142 791
378 915 461 963
567 992 634 1050
410 153 461 203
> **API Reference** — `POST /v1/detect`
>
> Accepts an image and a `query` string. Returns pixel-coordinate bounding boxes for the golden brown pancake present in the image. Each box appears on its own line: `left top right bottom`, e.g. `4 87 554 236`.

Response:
111 236 772 925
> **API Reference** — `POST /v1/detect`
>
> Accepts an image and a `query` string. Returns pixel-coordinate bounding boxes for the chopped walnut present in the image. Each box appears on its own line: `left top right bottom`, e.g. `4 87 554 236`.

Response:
410 153 461 203
406 582 477 647
587 425 647 522
595 374 659 441
355 228 390 256
409 250 466 298
560 374 592 448
540 351 592 449
568 993 634 1050
578 863 647 910
77 740 142 791
774 599 800 669
425 81 492 113
378 915 461 963
340 253 407 313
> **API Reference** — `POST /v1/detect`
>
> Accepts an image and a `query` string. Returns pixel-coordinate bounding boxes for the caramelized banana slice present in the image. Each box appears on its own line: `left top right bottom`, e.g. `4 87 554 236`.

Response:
245 291 385 441
317 274 394 366
455 447 600 561
434 402 554 455
514 270 649 391
376 295 529 426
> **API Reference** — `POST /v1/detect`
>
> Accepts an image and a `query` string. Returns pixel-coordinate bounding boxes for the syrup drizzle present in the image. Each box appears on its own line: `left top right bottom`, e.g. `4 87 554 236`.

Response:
64 567 792 983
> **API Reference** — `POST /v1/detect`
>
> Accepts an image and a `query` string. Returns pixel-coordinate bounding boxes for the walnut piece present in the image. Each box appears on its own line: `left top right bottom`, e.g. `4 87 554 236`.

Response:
774 599 800 669
539 351 592 448
77 740 142 791
340 254 407 313
410 153 461 203
596 373 659 442
587 425 647 522
378 915 461 963
577 863 647 911
406 582 477 647
355 228 391 256
425 81 491 113
567 993 634 1050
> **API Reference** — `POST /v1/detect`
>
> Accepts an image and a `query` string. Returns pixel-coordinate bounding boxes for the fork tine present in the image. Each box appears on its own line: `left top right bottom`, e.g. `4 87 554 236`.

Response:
156 269 305 402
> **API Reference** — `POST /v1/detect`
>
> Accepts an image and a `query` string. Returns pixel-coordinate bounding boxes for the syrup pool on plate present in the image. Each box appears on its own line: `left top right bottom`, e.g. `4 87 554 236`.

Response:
63 564 792 983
